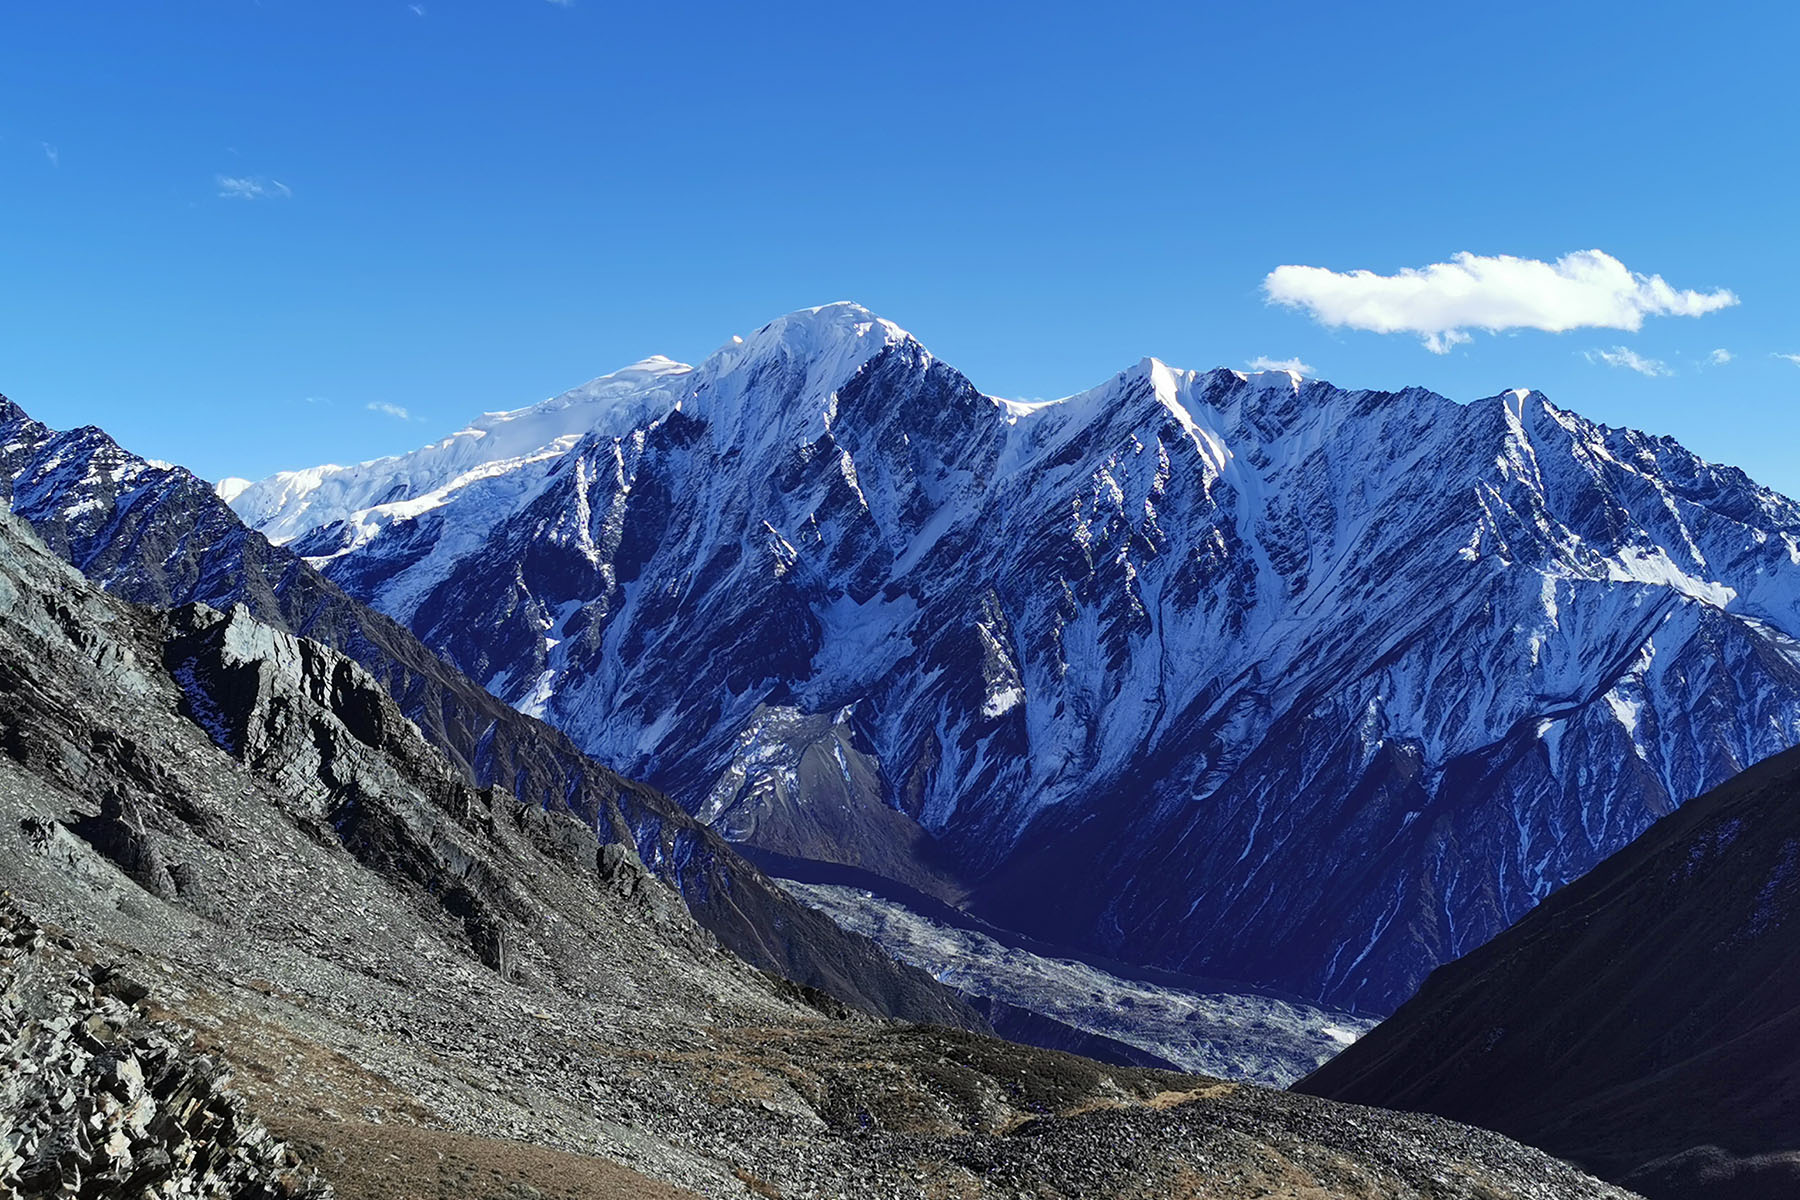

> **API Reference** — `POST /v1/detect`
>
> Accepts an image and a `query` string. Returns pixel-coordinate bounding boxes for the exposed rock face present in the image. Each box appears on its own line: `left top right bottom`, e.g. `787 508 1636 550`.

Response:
0 394 976 1030
233 304 1800 1012
0 469 1637 1199
0 896 331 1199
1296 742 1800 1200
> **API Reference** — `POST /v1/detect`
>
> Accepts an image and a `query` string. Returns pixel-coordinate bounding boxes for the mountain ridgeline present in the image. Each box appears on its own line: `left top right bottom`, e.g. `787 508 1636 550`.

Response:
0 392 977 1030
230 303 1800 1013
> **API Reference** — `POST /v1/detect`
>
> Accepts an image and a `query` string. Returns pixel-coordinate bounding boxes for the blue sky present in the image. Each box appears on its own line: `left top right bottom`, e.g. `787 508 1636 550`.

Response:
5 1 1798 492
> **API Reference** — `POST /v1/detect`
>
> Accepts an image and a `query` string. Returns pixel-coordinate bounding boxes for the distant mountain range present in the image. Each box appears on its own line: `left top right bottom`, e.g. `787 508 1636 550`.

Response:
223 302 1800 1012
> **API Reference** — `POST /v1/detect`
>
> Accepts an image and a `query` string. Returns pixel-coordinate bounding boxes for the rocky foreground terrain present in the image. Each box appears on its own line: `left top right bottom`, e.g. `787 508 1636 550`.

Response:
0 897 331 1198
0 504 1640 1197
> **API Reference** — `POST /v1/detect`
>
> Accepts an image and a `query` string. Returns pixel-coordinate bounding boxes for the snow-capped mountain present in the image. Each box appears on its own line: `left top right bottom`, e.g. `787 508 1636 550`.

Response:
228 303 1800 1012
222 355 692 550
0 391 978 1028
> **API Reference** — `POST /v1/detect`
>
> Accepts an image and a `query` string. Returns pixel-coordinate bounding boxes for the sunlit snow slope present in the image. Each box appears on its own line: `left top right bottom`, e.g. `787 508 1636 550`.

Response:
229 303 1800 1012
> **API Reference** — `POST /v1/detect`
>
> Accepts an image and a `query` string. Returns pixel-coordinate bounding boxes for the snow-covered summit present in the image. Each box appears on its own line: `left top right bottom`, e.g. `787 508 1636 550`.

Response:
222 304 923 545
682 302 920 436
223 354 693 546
222 302 1800 1014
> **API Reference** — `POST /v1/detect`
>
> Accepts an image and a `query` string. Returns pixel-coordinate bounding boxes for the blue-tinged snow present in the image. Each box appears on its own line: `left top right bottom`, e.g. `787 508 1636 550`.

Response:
221 355 692 548
224 300 1800 1010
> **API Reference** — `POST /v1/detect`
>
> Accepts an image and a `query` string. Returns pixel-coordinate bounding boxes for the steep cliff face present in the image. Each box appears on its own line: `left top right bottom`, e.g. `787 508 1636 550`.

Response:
0 394 976 1030
232 303 1800 1012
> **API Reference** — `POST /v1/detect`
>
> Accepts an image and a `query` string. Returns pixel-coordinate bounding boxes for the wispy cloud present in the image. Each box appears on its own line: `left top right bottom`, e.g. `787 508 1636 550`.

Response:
545 0 574 6
216 174 292 200
1775 353 1800 368
366 401 413 420
1264 249 1738 354
1586 346 1672 377
41 143 58 168
1708 348 1733 366
1246 355 1314 376
409 2 426 13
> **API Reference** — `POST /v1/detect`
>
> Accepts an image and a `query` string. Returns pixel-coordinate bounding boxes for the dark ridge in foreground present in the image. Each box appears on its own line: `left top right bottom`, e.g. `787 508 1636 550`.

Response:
0 393 976 1031
1298 742 1800 1200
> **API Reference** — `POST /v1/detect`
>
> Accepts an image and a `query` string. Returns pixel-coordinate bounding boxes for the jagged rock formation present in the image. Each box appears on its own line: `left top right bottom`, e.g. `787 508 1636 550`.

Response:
231 303 1800 1012
0 489 1636 1197
0 393 973 1030
1297 741 1800 1200
0 896 331 1199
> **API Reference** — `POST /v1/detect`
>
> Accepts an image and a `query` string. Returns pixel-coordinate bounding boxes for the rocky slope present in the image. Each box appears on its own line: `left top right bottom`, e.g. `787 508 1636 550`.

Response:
0 504 1637 1198
235 302 1800 1012
1297 741 1800 1200
0 393 971 1030
0 898 333 1199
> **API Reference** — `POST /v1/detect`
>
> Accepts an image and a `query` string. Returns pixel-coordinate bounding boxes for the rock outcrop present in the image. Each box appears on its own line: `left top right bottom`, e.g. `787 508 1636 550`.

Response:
0 896 330 1199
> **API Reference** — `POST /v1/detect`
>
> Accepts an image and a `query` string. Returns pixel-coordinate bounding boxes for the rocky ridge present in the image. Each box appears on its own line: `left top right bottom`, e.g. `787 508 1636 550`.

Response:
0 392 972 1031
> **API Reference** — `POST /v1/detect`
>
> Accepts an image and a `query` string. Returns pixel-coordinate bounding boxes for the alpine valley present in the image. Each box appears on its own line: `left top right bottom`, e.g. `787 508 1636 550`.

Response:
0 323 1655 1197
225 301 1800 1017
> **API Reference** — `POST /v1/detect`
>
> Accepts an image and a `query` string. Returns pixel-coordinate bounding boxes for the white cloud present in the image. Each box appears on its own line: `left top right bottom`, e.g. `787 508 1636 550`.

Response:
41 143 58 168
367 402 413 420
1708 348 1733 365
1264 249 1738 354
216 175 292 200
1775 353 1800 368
545 0 574 5
1246 355 1314 376
1586 346 1672 377
409 2 426 13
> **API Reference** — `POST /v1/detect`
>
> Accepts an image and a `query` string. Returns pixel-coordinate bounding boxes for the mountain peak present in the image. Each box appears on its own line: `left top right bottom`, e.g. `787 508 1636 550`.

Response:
679 303 924 434
703 302 918 375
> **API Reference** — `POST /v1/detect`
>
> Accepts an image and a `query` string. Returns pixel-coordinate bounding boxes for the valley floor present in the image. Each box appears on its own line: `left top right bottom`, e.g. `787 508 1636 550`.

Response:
0 837 1639 1200
780 880 1375 1086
